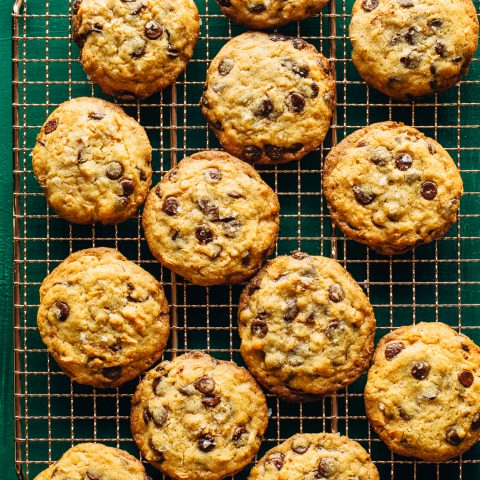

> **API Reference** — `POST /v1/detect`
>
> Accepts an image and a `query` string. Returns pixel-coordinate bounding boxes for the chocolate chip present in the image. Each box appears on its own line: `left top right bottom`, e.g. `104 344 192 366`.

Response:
251 318 268 338
198 434 216 452
106 161 124 180
86 472 100 480
269 34 289 42
286 92 306 113
316 457 336 478
232 426 247 446
265 144 286 161
53 301 69 322
211 120 223 130
288 143 303 153
404 27 419 46
88 112 105 120
291 62 310 78
284 300 300 322
458 370 474 388
400 53 421 69
435 41 448 58
292 251 309 260
162 197 179 216
446 426 463 445
120 179 135 196
218 58 234 76
44 119 58 134
411 361 430 380
227 191 242 199
218 0 232 5
147 404 168 427
198 198 220 221
195 376 215 394
399 407 413 421
292 444 309 454
131 44 146 58
266 452 284 470
428 143 437 155
353 186 375 205
370 146 392 166
243 145 262 163
248 3 266 12
292 38 307 50
311 82 319 98
428 18 443 28
202 395 221 407
254 98 274 118
395 152 413 171
73 0 82 15
247 278 262 295
145 21 163 40
325 320 341 340
420 181 437 200
109 343 121 353
102 366 122 381
462 344 470 352
452 55 464 63
385 342 405 360
472 413 480 430
398 0 414 6
167 44 180 58
328 283 345 302
222 219 242 238
205 168 222 183
362 0 379 11
131 4 146 15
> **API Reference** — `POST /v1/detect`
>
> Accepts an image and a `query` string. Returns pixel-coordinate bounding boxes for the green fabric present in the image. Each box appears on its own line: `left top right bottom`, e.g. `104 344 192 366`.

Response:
5 0 480 478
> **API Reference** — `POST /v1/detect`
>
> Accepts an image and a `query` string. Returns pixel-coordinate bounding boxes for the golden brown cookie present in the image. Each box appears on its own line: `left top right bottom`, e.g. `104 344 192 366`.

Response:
142 150 279 286
73 0 200 99
349 0 479 99
238 252 376 401
33 97 152 225
37 247 170 388
130 351 268 480
323 122 463 255
365 322 480 461
201 32 335 164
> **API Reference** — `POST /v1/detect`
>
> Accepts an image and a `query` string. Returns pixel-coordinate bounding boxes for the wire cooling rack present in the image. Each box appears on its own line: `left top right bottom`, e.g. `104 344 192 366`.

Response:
12 0 480 478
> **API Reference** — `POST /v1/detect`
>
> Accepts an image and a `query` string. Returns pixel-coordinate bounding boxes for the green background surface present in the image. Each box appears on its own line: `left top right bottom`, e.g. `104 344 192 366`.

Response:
1 0 15 478
5 0 480 479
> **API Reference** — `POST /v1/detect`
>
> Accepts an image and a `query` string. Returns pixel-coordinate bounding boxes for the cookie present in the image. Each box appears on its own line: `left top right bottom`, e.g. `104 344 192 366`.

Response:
365 322 480 461
238 252 376 402
323 122 463 255
142 150 279 286
248 433 379 480
32 97 152 225
72 0 200 99
215 0 328 30
201 32 335 165
130 351 268 480
349 0 479 100
37 247 170 388
33 443 148 480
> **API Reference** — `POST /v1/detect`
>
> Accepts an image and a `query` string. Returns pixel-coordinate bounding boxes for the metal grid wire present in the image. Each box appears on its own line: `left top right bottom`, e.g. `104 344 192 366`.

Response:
12 0 480 478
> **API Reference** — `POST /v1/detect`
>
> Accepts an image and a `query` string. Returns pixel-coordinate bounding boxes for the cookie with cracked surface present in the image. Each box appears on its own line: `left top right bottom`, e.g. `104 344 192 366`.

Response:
142 150 279 286
130 351 268 480
238 252 376 402
201 32 335 165
365 322 480 461
323 122 463 255
37 247 170 388
215 0 328 30
248 433 379 480
32 97 152 225
349 0 479 100
72 0 199 99
33 443 148 480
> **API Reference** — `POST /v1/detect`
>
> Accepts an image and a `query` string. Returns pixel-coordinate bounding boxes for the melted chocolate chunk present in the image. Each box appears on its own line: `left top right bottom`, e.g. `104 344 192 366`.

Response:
198 198 220 221
254 98 274 118
106 161 124 180
428 18 443 28
395 152 413 171
398 0 414 7
265 144 286 162
284 300 300 321
195 225 213 244
400 53 421 69
266 452 284 470
316 457 336 478
53 301 69 321
286 92 306 113
243 145 262 163
85 472 100 480
218 0 232 5
420 181 437 200
251 317 268 338
362 0 379 11
102 366 122 381
205 168 222 183
44 119 58 134
198 434 216 452
411 361 430 380
328 283 345 302
162 196 179 216
232 426 247 446
353 186 375 205
195 376 215 394
385 342 405 360
248 3 266 12
446 425 463 446
131 44 146 58
311 82 319 98
269 34 289 42
218 58 234 76
292 38 307 50
145 21 163 40
120 179 135 196
435 41 448 58
458 370 474 388
202 395 221 407
88 112 105 120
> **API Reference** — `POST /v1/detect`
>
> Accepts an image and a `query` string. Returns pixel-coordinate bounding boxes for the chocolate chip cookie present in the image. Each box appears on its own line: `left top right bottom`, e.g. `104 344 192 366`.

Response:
350 0 479 100
365 322 480 462
323 122 463 255
37 247 170 388
142 150 279 286
34 443 148 480
238 252 376 402
130 351 268 480
32 97 152 225
215 0 328 30
201 32 335 164
248 433 379 480
73 0 200 99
